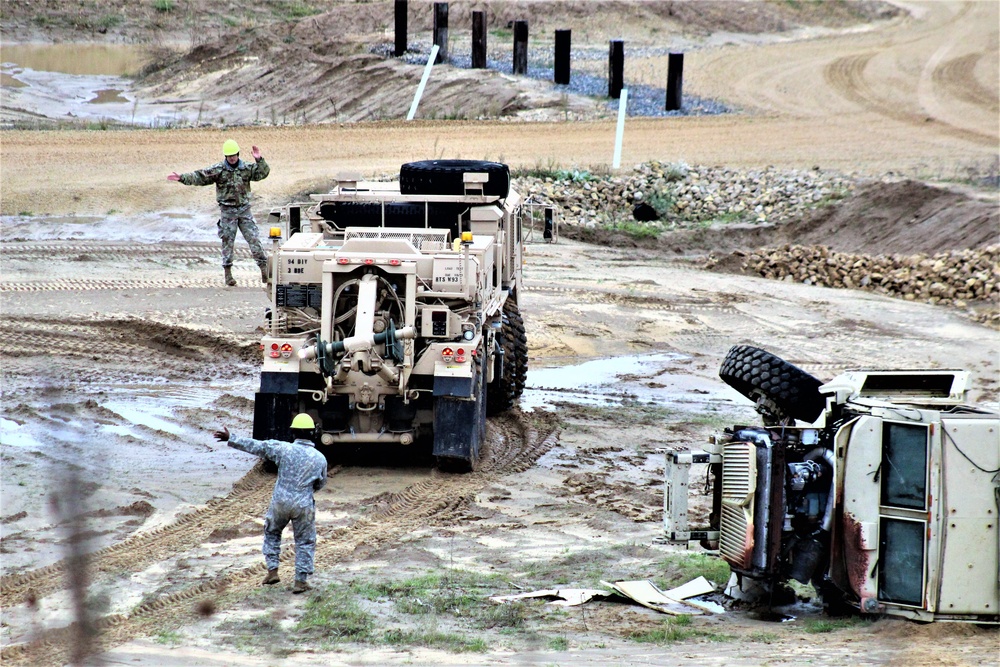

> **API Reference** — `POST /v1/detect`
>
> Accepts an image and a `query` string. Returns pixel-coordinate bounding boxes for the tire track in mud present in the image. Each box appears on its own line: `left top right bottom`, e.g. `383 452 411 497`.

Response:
0 411 559 667
0 463 284 611
2 242 247 261
523 284 740 315
0 276 263 292
823 51 994 144
0 316 258 366
932 52 999 112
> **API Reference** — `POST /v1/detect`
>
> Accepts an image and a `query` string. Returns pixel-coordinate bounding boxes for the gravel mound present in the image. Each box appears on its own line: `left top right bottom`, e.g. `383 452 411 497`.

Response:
730 245 999 326
513 161 859 230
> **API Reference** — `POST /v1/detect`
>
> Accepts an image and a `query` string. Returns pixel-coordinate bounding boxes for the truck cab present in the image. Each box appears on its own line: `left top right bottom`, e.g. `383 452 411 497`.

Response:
666 350 999 623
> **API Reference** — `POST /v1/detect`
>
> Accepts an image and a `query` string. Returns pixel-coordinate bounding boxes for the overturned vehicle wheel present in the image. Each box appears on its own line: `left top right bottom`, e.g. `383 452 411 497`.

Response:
719 345 825 423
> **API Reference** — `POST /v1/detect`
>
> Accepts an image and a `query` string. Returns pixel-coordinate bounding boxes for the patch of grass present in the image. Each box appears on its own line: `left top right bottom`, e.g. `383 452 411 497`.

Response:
295 585 375 642
350 570 510 624
476 600 527 629
610 219 662 240
710 210 752 225
655 552 731 589
17 211 32 216
628 615 735 644
154 630 182 645
218 613 289 654
802 616 868 633
380 629 488 652
153 0 175 12
747 630 779 643
97 14 123 29
520 542 656 588
644 190 676 217
271 1 321 19
548 635 569 650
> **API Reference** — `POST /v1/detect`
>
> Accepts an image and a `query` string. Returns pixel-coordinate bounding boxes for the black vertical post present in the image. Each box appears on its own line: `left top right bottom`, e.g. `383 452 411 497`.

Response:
472 11 486 69
554 29 571 85
666 52 684 111
543 207 554 241
433 2 448 64
513 20 528 75
289 206 301 234
608 39 624 99
393 0 407 57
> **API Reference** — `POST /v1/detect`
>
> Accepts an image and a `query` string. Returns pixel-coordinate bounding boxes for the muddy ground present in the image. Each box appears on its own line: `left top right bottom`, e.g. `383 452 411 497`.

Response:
1 1 999 666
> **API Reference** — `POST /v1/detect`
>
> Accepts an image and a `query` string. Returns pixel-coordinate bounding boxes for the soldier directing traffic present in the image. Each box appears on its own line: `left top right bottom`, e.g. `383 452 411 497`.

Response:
213 414 328 594
168 140 270 287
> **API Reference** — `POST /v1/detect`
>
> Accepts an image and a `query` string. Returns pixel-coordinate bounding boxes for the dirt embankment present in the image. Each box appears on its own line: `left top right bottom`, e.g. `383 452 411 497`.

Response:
562 179 999 255
1 0 903 126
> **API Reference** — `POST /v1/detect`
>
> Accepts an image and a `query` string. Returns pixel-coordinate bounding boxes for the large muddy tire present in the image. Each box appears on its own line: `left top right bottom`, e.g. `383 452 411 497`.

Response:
718 345 825 423
399 160 510 198
487 299 528 415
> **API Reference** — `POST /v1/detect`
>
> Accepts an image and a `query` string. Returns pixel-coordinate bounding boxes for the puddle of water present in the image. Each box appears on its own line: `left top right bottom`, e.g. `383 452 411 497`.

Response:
0 72 27 88
89 88 129 104
101 401 185 436
2 43 153 76
1 212 220 242
523 352 691 410
0 418 42 449
0 65 193 128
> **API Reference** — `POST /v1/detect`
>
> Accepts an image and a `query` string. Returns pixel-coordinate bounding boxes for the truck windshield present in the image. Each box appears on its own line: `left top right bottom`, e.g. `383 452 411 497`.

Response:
881 422 928 510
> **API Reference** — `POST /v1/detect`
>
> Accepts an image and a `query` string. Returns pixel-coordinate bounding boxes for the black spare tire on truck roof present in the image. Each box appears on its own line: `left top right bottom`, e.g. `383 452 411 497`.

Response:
719 345 826 423
399 160 510 198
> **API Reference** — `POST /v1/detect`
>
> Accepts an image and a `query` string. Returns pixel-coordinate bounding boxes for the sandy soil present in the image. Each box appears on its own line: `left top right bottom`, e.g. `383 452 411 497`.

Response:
1 2 998 666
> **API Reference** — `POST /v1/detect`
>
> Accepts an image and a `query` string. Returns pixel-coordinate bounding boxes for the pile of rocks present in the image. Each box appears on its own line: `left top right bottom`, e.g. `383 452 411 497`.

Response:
737 244 1000 323
514 161 860 229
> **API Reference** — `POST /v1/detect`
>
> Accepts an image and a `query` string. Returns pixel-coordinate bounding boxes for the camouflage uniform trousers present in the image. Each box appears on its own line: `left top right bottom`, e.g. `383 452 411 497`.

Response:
218 203 268 269
263 500 317 579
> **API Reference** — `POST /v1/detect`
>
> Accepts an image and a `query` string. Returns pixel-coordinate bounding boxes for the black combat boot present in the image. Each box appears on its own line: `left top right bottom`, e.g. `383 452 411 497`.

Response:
224 266 236 287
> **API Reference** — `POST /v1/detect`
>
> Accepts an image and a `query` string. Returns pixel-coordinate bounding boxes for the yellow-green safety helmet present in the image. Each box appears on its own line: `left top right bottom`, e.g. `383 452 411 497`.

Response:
222 139 240 156
290 413 315 430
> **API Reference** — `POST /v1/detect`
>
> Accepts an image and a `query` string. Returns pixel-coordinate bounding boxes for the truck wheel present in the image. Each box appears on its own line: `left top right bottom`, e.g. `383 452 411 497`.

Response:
487 300 528 415
718 345 825 423
399 160 510 198
506 300 528 400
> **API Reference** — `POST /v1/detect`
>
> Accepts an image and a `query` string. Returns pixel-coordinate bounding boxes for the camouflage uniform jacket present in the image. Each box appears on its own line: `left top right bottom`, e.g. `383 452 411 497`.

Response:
229 435 327 509
179 157 270 208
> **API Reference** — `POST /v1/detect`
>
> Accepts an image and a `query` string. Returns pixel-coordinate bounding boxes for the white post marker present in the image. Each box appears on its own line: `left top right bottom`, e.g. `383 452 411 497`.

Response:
407 44 440 121
612 88 628 169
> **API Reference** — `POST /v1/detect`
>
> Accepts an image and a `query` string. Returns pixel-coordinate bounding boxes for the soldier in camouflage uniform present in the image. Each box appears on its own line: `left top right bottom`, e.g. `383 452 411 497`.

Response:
213 414 328 594
168 140 270 287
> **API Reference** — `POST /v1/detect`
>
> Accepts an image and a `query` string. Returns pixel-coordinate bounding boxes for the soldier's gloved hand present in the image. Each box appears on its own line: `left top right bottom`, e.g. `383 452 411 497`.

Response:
213 427 230 442
251 146 262 161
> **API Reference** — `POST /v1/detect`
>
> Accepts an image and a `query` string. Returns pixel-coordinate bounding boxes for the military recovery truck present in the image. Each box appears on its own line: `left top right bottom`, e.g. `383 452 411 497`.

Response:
252 160 528 471
665 345 999 623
